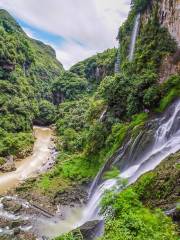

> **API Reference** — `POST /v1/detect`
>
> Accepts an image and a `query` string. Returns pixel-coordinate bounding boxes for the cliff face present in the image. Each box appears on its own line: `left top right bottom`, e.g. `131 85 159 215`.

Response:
159 50 180 82
70 48 116 90
141 0 180 82
142 0 180 46
159 0 180 47
158 0 180 81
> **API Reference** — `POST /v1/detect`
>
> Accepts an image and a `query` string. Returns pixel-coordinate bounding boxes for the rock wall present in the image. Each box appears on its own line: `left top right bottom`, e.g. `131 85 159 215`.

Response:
158 0 180 81
159 49 180 82
142 0 180 46
159 0 180 47
142 0 180 82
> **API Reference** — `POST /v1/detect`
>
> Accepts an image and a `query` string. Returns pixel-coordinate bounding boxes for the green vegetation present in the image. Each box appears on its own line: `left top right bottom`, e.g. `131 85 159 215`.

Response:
133 151 180 209
52 1 179 239
0 9 63 160
103 166 120 180
100 188 178 240
52 71 88 104
0 129 34 157
35 97 106 193
131 0 150 13
1 2 180 239
106 7 176 117
34 99 57 125
70 48 116 90
156 75 180 112
54 230 83 240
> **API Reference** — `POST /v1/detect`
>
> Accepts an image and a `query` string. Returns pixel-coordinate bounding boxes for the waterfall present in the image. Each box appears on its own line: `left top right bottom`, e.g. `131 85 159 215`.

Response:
80 99 180 223
89 145 125 198
129 13 141 61
34 99 180 239
99 107 107 122
114 48 120 73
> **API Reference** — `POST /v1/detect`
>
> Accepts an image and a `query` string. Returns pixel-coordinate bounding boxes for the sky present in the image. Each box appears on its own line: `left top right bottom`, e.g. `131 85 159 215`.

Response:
0 0 131 69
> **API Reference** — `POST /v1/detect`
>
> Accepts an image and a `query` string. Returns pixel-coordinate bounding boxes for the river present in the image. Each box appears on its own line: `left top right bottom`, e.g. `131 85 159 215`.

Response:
0 126 53 195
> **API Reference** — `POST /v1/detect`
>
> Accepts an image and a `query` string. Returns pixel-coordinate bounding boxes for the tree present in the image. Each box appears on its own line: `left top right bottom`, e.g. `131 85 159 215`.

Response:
52 71 88 104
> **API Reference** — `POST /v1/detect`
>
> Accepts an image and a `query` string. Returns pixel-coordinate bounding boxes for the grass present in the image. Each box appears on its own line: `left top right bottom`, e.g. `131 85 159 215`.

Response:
103 166 120 180
156 75 180 112
36 152 101 194
53 230 83 240
157 88 180 112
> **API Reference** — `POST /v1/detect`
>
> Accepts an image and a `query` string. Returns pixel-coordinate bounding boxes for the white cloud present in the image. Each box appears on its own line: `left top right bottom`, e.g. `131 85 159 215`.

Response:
0 0 131 68
55 40 97 69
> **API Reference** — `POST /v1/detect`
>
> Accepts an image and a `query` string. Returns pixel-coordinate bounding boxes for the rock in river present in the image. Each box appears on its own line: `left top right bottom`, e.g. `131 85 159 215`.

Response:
2 198 22 213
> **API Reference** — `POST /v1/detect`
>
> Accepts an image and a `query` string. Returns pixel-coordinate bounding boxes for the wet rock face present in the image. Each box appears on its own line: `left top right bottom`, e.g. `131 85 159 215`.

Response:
166 208 180 225
74 220 104 240
115 121 157 171
54 186 88 207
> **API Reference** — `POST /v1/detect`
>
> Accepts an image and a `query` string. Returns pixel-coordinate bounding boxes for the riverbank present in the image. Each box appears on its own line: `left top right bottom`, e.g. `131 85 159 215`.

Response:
0 126 58 239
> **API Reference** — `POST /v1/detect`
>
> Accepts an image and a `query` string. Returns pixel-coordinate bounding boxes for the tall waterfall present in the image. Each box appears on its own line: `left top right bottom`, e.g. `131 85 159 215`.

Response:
34 99 180 239
114 47 120 73
129 13 141 61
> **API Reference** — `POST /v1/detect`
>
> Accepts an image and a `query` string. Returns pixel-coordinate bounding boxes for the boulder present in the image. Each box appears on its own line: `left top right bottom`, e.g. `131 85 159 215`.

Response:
6 155 13 163
10 220 22 228
0 217 10 228
13 227 20 235
54 186 88 206
74 220 104 240
0 162 16 172
2 199 22 213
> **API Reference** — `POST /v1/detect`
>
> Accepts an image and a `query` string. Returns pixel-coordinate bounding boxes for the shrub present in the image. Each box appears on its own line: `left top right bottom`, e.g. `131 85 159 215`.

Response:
35 100 57 125
100 188 178 240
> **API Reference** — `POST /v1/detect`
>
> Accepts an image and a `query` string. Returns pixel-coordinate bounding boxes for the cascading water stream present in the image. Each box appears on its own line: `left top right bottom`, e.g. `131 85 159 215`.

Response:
114 46 120 73
25 99 180 239
129 13 141 61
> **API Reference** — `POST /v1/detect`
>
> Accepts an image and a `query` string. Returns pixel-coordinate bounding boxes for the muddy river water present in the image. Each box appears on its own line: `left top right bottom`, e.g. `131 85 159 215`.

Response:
0 126 53 194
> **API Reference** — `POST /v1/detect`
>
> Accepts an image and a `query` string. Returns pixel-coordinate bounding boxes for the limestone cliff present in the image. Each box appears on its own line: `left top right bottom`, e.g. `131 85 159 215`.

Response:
159 0 180 81
159 0 180 46
141 0 180 82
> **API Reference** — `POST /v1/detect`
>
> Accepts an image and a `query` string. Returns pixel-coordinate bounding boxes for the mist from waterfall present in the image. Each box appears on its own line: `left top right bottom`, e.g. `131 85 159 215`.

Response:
129 13 141 61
